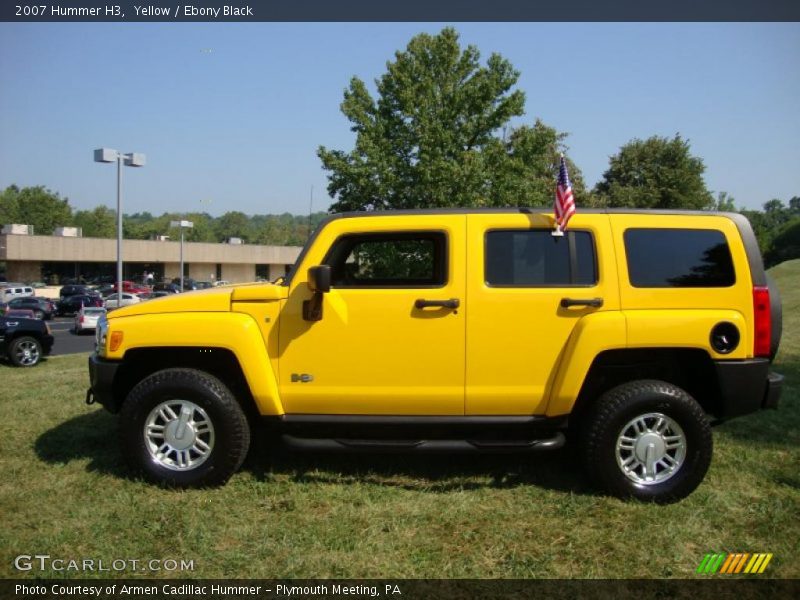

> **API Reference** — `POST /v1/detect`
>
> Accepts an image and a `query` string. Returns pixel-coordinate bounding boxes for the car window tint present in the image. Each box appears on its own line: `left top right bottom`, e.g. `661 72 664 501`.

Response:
485 230 597 286
324 232 446 288
624 229 735 287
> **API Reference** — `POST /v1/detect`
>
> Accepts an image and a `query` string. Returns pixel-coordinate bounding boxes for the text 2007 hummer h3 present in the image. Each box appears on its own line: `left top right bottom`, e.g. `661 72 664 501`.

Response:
87 209 783 502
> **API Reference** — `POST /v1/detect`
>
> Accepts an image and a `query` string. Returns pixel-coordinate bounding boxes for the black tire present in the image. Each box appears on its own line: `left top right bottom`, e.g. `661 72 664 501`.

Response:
8 336 43 367
32 310 44 320
582 380 712 503
120 368 251 487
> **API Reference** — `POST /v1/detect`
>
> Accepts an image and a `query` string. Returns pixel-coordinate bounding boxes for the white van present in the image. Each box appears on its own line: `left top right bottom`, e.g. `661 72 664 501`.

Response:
1 285 35 303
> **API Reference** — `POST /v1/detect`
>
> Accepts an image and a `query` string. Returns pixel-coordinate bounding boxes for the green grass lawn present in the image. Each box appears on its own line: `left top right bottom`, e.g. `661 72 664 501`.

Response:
1 261 798 580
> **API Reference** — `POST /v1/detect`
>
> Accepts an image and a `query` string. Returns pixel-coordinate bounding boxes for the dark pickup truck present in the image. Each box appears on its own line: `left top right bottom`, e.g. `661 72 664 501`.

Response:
0 316 54 367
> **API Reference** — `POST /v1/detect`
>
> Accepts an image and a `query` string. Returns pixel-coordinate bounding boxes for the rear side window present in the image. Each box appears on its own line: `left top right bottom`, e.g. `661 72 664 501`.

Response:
624 228 735 287
485 230 597 286
324 232 447 288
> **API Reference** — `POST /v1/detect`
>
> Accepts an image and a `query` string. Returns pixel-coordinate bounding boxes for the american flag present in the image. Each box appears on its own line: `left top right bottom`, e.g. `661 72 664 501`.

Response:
554 154 576 231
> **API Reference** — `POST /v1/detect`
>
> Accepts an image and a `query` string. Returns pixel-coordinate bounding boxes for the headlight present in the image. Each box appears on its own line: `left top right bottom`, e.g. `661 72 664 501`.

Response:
95 315 109 356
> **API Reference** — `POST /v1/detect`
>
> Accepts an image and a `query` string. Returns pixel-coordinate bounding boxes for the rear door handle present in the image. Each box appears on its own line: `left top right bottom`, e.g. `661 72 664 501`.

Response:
415 298 460 310
560 297 603 308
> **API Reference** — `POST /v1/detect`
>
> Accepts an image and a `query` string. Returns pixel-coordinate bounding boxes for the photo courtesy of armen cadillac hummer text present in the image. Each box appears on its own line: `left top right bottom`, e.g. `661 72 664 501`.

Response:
86 209 784 503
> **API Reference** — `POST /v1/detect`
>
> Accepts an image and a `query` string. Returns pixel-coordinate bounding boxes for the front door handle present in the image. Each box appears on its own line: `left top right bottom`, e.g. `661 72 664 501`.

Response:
560 297 604 308
415 298 460 310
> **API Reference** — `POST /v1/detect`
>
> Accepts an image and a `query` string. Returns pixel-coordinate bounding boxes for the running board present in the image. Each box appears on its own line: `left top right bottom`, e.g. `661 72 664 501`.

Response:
280 433 565 454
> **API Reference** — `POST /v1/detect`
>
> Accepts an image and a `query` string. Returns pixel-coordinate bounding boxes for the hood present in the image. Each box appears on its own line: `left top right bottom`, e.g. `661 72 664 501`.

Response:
108 287 234 318
107 283 289 319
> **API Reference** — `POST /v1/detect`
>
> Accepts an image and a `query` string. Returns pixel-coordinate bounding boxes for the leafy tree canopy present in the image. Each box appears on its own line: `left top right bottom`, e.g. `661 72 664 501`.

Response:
594 134 713 210
73 205 117 238
319 28 582 212
0 184 73 234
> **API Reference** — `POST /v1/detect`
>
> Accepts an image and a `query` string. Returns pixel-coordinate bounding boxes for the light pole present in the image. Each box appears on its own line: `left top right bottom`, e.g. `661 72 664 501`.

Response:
94 148 145 307
170 220 193 291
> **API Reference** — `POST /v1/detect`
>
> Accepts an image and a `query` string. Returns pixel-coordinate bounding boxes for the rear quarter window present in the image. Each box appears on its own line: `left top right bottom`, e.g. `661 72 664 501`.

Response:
624 228 735 288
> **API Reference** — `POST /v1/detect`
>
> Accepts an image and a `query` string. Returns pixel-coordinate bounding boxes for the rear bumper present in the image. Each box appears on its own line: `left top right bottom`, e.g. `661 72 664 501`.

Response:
715 358 782 420
87 354 121 413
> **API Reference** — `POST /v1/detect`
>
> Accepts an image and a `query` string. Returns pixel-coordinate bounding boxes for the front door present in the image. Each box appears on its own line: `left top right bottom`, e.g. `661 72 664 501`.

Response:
278 215 466 415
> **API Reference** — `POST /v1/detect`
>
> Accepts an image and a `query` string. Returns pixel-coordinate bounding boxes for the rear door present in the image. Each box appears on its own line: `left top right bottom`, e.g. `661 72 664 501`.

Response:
465 212 618 415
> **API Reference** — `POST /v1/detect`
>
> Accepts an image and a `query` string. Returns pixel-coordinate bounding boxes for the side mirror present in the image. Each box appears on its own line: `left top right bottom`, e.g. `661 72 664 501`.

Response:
307 265 331 294
303 265 331 322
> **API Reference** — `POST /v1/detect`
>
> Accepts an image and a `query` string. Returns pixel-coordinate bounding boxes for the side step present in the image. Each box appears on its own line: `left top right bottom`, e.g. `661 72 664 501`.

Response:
280 433 565 454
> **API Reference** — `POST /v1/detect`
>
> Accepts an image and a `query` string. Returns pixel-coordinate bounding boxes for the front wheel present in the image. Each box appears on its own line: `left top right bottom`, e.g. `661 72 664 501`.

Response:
8 336 43 367
581 380 712 503
120 368 251 487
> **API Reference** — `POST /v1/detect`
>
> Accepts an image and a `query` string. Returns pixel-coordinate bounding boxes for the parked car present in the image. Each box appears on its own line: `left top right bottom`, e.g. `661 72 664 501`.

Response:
1 285 35 303
138 291 172 301
1 314 54 367
57 294 104 316
104 292 142 310
93 284 116 297
88 209 783 501
172 278 198 291
195 281 214 289
74 307 107 334
213 280 231 287
152 282 181 294
7 296 56 320
109 281 151 295
60 284 100 299
5 309 36 319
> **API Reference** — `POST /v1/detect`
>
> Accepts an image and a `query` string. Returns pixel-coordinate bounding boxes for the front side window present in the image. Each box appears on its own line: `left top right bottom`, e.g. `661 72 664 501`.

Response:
624 228 735 288
485 230 597 286
324 232 447 288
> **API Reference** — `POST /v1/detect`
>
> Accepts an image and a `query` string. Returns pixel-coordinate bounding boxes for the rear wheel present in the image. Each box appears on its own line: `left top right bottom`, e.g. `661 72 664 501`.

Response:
582 380 712 503
32 310 44 320
120 368 250 487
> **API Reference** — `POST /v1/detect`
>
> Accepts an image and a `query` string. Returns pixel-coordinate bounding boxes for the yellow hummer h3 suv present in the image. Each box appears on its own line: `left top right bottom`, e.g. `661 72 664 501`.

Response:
87 209 783 502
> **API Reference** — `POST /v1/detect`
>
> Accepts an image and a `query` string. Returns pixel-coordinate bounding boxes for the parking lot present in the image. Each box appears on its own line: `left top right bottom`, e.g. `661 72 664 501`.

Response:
48 316 97 355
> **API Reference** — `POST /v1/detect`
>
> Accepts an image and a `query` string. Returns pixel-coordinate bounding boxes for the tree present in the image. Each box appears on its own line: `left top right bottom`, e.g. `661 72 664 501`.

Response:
764 217 800 267
594 135 714 210
73 205 117 238
318 28 580 212
713 191 737 212
214 211 252 242
0 185 72 234
0 185 22 224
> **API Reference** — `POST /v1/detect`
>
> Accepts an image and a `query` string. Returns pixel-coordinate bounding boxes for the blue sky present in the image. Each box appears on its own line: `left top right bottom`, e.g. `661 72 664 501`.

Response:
0 22 798 216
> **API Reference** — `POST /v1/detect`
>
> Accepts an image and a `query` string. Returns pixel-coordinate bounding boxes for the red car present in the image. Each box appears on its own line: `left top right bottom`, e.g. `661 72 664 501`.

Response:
111 280 150 295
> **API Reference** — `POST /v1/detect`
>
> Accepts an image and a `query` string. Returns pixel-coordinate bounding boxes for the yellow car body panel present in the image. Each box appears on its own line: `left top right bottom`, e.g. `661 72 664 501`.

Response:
106 310 283 415
277 214 467 414
545 311 628 416
464 212 620 415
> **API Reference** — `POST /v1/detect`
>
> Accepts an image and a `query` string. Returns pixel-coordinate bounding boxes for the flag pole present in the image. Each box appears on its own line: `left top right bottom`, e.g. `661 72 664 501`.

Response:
552 152 566 237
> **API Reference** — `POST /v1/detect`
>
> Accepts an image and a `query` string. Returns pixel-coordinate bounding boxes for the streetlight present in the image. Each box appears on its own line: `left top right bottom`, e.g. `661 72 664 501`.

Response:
170 220 193 291
94 148 145 307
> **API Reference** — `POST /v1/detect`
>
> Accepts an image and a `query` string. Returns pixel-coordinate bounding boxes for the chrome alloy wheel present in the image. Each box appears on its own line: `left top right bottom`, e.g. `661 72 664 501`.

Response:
615 412 686 485
144 400 215 471
14 339 40 366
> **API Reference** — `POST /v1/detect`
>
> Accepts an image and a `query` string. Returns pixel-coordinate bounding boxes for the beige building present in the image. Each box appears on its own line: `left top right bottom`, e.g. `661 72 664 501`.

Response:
0 232 302 284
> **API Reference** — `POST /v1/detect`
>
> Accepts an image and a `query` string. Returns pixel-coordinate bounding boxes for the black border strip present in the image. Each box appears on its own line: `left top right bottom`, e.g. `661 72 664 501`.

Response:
2 578 798 599
2 1 800 22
